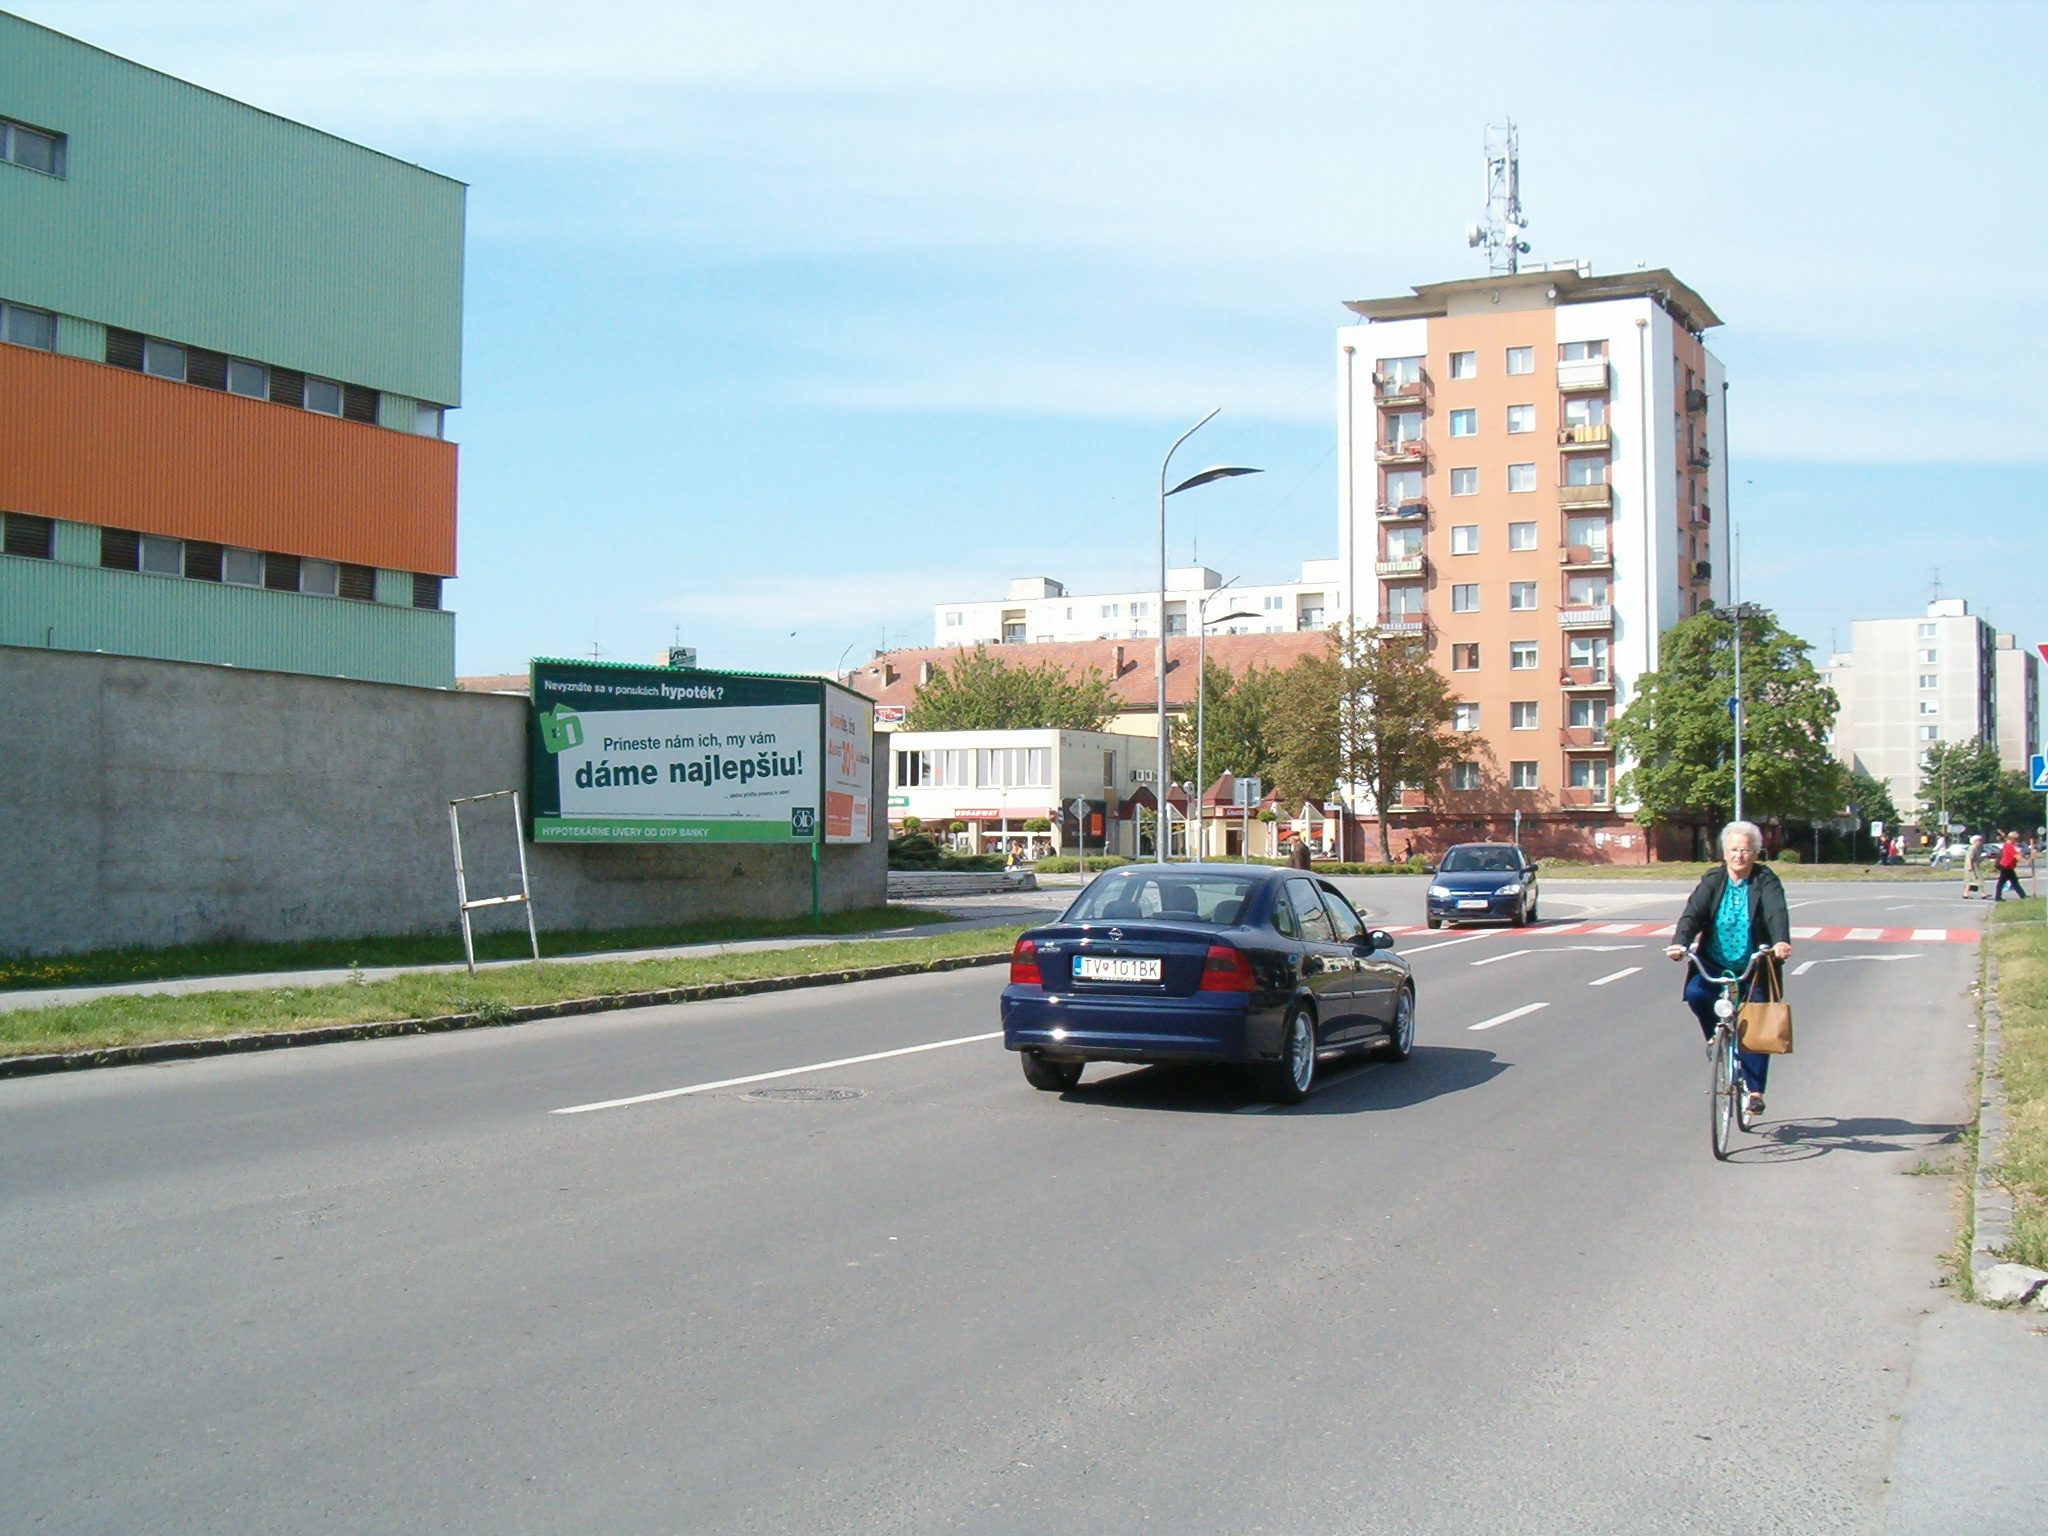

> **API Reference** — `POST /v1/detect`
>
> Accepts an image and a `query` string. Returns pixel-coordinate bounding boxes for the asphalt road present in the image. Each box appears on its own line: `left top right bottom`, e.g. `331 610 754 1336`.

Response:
0 878 1988 1533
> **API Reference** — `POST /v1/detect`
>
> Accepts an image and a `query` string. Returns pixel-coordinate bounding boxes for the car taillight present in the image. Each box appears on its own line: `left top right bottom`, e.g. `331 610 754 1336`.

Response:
1009 938 1040 986
1199 943 1255 992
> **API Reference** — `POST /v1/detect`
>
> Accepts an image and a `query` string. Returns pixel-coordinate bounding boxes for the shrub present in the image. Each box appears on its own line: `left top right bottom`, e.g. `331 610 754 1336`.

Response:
899 815 923 834
1032 855 1135 874
1775 848 1802 863
1023 817 1051 832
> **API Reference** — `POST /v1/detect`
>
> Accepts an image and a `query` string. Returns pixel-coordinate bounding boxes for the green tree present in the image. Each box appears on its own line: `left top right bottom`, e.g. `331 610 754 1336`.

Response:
1170 659 1285 787
1611 606 1841 841
1918 739 2041 835
1269 625 1462 847
904 646 1120 731
1843 766 1899 831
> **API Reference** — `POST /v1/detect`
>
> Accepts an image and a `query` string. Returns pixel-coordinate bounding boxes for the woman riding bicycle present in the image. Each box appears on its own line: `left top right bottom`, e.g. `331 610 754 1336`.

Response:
1664 821 1794 1117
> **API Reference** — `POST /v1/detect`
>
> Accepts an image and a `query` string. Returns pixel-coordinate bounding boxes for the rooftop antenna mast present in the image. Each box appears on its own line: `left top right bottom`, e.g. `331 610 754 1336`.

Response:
1466 120 1530 275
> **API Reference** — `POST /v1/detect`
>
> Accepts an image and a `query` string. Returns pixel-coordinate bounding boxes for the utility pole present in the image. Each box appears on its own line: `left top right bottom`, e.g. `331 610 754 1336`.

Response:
1731 522 1744 825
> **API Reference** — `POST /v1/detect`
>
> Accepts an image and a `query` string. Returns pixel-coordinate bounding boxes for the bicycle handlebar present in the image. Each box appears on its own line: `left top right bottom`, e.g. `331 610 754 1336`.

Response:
1679 946 1772 987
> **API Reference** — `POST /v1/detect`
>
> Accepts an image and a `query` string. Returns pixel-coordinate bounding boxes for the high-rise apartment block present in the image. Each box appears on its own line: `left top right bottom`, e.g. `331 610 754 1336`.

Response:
0 14 464 688
1337 266 1727 857
1822 599 2040 816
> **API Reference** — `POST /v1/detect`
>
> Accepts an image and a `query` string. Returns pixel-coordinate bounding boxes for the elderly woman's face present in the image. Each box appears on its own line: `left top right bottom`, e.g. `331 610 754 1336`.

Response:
1724 835 1758 875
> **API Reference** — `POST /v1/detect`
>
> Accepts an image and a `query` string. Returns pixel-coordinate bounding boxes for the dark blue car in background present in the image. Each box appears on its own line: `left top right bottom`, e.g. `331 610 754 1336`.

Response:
1001 864 1415 1104
1424 842 1539 929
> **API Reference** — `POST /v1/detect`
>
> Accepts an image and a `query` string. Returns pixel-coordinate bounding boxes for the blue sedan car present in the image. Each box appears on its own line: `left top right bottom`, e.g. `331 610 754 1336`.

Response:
1001 864 1415 1104
1424 842 1539 928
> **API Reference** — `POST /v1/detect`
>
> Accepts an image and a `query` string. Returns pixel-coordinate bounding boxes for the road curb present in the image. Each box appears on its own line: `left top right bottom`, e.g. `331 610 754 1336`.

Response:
0 951 1013 1082
1971 941 2014 1296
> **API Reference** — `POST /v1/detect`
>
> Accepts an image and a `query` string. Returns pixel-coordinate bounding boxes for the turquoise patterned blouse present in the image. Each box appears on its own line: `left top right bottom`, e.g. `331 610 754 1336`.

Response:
1709 876 1751 972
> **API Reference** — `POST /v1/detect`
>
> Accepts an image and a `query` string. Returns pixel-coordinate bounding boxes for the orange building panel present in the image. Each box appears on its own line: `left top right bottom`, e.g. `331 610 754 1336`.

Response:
0 345 456 575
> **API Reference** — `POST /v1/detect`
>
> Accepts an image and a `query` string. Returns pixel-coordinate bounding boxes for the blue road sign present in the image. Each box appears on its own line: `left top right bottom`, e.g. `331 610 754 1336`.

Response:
2031 753 2048 792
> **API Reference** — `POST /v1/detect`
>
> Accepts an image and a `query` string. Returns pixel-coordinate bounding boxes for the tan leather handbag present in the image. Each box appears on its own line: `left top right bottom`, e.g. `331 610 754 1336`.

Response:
1738 962 1793 1054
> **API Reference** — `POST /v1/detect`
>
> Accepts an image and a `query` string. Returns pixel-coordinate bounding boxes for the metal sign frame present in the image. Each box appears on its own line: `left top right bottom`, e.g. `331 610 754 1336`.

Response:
449 789 541 976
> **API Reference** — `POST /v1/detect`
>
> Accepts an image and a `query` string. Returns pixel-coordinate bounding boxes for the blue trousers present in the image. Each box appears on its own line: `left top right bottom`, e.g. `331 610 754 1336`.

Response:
1684 969 1771 1093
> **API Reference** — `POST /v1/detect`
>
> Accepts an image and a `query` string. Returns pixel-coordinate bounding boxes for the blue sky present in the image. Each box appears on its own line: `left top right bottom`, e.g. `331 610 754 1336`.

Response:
17 0 2047 675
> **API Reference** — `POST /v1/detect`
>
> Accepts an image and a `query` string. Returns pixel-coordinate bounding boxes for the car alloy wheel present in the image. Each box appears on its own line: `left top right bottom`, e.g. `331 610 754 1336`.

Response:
1256 1009 1316 1105
1380 988 1415 1061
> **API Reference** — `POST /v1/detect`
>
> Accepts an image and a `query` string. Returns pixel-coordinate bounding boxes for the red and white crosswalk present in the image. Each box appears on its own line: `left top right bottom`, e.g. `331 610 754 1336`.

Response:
1383 919 1978 944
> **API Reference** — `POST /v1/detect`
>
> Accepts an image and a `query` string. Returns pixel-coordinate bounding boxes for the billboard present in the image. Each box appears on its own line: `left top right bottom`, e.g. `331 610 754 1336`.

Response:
527 660 872 845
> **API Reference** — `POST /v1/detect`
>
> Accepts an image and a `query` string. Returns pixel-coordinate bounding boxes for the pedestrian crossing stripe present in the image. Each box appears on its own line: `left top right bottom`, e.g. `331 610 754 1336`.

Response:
1383 921 1978 944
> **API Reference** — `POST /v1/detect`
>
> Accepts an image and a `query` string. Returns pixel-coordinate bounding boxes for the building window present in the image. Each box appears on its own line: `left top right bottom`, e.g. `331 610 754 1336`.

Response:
301 559 341 597
1453 703 1480 732
1510 701 1538 729
1506 404 1536 434
142 339 187 381
1449 467 1478 496
1564 455 1608 487
304 377 344 416
1450 524 1478 555
137 534 183 575
1384 468 1424 504
1449 350 1477 379
1508 521 1537 551
1559 340 1606 362
1386 525 1423 558
1264 594 1284 610
1563 395 1606 428
222 358 266 398
1565 514 1609 554
1509 760 1539 789
1449 409 1477 437
1451 643 1479 671
977 746 1052 788
1568 635 1609 678
1100 603 1119 619
1510 640 1538 670
1505 346 1534 375
217 548 261 587
944 611 963 627
1919 725 1939 741
1917 622 1937 638
1568 758 1610 794
1451 583 1479 613
1569 696 1609 731
0 301 57 351
1566 573 1608 606
1915 673 1938 689
1384 410 1423 444
1450 762 1481 790
1378 355 1423 385
2 511 54 559
1916 648 1937 664
1508 581 1538 610
414 403 445 437
1507 463 1536 493
1131 601 1149 618
1918 700 1939 715
1 117 65 177
412 573 443 610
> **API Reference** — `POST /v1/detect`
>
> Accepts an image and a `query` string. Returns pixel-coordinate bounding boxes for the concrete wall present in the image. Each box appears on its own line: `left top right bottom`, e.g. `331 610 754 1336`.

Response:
0 646 886 956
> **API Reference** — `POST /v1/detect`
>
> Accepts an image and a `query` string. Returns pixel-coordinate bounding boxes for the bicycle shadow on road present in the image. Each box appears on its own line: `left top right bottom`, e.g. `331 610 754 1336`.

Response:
1726 1114 1968 1165
1067 1046 1510 1117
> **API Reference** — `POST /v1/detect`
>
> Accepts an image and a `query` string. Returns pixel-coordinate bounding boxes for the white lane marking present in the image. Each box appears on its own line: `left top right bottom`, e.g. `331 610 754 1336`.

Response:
1791 926 1822 939
1468 1002 1549 1031
551 1031 1003 1115
1399 932 1500 955
1788 900 1817 909
1790 954 1921 977
1471 949 1536 967
1910 929 1950 941
1844 927 1884 941
1565 944 1644 952
1590 923 1639 934
1588 967 1641 986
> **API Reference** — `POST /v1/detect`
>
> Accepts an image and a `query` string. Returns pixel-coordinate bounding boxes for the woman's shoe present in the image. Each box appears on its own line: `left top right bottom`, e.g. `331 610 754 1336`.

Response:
1745 1091 1765 1116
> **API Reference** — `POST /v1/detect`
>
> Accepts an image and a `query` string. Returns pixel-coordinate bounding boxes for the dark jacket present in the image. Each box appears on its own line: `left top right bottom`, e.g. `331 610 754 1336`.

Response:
1673 862 1790 969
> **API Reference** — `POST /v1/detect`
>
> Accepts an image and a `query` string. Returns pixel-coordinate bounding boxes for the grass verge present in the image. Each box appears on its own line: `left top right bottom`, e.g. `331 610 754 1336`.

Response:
0 905 949 993
1988 898 2048 1270
0 924 1028 1062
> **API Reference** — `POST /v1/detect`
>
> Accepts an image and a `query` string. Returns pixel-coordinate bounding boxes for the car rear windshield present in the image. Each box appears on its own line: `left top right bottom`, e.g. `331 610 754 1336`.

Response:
1439 846 1523 872
1064 870 1262 926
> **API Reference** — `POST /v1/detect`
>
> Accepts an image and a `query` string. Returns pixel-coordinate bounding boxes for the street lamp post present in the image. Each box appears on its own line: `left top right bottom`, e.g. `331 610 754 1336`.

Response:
1154 412 1261 862
1195 586 1258 861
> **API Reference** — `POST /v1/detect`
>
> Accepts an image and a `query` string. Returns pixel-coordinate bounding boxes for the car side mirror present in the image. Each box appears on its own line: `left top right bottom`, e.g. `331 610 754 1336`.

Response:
1363 929 1393 952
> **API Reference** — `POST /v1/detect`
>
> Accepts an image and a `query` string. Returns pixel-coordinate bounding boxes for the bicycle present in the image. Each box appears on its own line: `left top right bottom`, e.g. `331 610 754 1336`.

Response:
1685 947 1770 1161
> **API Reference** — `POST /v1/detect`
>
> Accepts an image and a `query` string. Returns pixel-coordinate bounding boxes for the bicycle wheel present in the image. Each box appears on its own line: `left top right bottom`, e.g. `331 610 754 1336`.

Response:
1710 1024 1739 1160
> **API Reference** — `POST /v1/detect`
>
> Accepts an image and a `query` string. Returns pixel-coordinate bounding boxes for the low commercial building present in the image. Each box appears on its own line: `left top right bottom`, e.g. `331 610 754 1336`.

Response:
885 728 1161 859
934 562 1344 647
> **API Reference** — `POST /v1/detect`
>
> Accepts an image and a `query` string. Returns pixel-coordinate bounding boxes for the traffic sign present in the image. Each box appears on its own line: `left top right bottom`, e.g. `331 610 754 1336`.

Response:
2031 753 2048 793
2038 642 2048 667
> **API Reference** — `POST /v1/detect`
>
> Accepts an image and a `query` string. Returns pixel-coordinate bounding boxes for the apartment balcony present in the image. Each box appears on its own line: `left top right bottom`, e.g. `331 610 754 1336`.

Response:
1558 604 1614 630
1374 555 1427 579
1559 726 1610 749
1557 360 1610 394
1373 372 1430 406
1687 447 1712 470
1560 544 1613 569
1685 387 1710 414
1559 666 1612 691
1376 498 1430 521
1692 559 1712 581
1557 423 1611 451
1560 786 1614 809
1691 501 1712 524
1558 483 1613 510
1377 614 1430 636
1374 438 1429 466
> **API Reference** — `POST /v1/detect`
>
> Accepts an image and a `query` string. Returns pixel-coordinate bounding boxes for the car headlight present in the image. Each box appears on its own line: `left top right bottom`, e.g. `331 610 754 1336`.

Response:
1428 885 1452 898
1497 881 1523 896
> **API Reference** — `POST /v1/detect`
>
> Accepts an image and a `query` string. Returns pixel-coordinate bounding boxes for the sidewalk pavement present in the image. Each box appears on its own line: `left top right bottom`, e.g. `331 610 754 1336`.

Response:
0 890 1073 1015
1884 1298 2048 1532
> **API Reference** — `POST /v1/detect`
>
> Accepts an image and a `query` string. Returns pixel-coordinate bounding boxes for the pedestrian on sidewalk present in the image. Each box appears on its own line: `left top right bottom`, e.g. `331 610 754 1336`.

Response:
1992 832 2029 902
1962 833 1985 899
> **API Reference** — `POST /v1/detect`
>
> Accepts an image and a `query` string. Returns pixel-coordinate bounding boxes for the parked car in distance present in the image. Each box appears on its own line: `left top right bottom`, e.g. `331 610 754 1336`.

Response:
1001 863 1415 1104
1424 842 1538 929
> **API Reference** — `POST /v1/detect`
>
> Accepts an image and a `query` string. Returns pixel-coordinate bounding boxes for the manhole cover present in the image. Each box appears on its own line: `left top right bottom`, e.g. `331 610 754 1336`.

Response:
744 1086 867 1102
